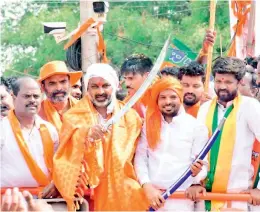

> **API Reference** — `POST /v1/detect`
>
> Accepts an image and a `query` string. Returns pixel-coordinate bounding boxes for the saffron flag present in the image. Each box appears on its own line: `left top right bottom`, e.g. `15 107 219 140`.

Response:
228 0 259 58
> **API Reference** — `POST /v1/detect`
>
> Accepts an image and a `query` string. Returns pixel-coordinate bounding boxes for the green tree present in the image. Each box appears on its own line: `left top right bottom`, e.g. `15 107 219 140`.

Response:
1 1 230 77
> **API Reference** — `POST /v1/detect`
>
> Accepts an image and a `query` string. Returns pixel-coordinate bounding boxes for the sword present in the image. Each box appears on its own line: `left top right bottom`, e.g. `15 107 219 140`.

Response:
148 116 227 211
103 36 171 129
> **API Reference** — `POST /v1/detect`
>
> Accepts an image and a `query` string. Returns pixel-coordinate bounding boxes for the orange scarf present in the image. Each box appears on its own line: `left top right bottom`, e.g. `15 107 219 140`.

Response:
146 77 183 150
185 101 201 118
8 110 54 186
53 96 149 211
43 96 78 131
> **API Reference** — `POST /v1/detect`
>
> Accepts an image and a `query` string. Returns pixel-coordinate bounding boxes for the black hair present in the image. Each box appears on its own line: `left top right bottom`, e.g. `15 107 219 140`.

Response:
0 77 11 93
120 54 153 76
212 57 246 81
160 66 179 78
178 61 206 83
11 76 36 96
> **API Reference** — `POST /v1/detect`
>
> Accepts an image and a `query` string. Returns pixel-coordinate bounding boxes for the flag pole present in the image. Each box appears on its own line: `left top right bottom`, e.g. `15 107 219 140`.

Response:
204 0 217 93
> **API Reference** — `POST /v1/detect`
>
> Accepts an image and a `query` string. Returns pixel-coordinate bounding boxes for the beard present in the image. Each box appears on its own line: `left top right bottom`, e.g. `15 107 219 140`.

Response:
91 93 112 108
162 110 178 119
160 103 179 119
47 90 69 103
183 93 199 106
216 89 237 102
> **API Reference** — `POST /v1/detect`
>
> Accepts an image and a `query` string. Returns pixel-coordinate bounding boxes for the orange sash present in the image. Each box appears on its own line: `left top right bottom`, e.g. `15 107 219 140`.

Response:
43 96 78 131
53 96 149 211
185 101 201 118
8 110 54 186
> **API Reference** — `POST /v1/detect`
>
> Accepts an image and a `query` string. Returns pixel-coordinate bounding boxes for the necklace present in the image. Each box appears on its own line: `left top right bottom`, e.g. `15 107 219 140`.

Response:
22 121 36 143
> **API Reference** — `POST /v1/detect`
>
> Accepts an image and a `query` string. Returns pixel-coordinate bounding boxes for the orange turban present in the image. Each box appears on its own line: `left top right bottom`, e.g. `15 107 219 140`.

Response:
146 77 183 149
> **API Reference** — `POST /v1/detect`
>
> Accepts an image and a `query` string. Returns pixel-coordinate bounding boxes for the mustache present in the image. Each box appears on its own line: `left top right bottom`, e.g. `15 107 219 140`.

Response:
52 90 67 97
217 89 229 94
162 103 175 107
95 94 108 98
26 102 38 108
184 93 196 98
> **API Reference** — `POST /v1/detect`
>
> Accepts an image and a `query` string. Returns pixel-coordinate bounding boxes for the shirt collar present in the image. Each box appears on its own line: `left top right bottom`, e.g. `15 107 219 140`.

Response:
17 115 43 130
217 99 234 111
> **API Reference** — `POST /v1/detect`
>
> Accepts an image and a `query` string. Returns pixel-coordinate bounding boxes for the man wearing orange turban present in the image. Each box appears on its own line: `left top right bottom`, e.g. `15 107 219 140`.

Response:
134 77 209 211
38 61 82 132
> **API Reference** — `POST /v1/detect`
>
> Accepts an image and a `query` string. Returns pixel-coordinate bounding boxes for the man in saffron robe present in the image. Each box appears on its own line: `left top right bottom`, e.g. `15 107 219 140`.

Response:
52 63 149 211
38 61 82 131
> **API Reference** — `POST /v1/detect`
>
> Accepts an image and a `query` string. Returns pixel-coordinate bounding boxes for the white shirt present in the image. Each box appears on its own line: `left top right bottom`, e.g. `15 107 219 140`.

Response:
134 107 209 190
197 96 260 192
0 115 59 187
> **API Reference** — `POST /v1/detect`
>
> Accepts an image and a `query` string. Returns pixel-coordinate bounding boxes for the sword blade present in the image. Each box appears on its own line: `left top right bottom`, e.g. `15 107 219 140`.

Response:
103 36 171 129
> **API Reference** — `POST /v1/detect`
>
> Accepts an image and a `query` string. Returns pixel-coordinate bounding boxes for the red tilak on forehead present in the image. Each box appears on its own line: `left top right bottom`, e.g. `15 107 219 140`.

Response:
96 79 105 86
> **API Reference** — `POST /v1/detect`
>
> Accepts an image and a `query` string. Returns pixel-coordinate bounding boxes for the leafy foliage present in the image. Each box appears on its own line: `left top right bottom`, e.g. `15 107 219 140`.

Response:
1 1 230 77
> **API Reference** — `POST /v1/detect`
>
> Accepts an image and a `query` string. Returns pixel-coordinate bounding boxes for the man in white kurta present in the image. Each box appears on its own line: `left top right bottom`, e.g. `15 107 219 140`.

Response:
0 115 58 187
0 77 59 189
134 77 208 211
196 57 260 211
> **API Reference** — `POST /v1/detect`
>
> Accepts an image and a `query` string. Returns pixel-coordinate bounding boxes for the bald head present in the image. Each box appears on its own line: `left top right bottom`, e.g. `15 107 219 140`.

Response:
12 77 42 116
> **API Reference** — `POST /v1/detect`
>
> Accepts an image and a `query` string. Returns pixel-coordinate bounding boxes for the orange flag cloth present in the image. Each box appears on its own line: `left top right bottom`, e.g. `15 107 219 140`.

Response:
8 110 54 186
146 77 183 150
53 96 149 211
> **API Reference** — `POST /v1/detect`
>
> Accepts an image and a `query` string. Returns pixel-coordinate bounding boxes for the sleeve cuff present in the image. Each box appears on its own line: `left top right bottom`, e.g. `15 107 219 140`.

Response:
139 176 151 187
192 166 207 184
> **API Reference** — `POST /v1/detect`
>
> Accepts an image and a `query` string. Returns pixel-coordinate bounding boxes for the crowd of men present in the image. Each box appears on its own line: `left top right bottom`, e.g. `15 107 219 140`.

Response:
1 30 260 212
